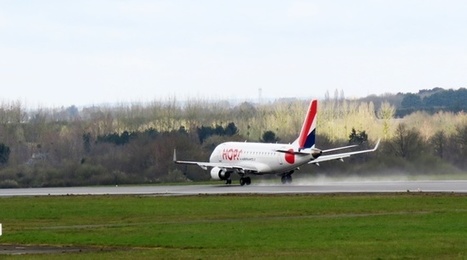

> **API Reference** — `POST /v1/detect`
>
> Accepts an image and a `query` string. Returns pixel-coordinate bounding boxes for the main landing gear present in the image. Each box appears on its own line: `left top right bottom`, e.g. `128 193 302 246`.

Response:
225 177 251 186
281 172 293 184
224 176 251 186
239 177 251 186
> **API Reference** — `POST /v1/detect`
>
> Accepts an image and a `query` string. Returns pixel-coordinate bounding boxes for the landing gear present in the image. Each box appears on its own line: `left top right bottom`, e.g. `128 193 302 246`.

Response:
225 179 232 185
281 173 293 184
240 177 251 186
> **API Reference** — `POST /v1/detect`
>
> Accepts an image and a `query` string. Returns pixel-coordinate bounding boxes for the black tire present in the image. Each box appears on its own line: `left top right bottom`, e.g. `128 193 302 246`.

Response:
240 178 246 186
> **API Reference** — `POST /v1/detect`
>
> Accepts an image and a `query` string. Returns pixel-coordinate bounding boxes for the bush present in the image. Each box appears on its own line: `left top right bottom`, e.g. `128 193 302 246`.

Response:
156 169 188 183
75 164 108 185
0 179 19 188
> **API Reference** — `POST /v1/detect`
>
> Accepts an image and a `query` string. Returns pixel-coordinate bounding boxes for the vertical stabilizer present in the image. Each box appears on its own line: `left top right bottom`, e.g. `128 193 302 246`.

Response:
293 100 317 150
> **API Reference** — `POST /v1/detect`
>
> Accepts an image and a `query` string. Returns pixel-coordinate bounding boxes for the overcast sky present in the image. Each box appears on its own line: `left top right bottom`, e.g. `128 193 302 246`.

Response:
1 1 467 107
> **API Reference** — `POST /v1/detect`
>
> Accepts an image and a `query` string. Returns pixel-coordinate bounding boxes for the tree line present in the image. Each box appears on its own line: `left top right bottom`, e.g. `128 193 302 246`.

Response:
0 94 466 188
356 87 467 117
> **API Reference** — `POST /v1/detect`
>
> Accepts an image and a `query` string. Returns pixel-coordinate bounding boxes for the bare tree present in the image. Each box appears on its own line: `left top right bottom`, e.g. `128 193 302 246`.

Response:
377 101 395 140
430 130 446 158
390 123 424 159
452 124 467 169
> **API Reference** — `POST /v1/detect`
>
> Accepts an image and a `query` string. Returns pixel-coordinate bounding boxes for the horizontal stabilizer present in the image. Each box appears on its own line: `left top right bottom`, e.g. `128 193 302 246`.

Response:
309 139 380 164
322 144 358 153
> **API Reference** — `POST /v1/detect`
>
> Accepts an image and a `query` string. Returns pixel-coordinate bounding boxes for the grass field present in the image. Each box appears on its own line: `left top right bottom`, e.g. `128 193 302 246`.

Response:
0 193 466 259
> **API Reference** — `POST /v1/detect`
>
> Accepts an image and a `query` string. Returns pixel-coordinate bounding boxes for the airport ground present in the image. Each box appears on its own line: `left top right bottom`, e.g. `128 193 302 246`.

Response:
0 182 466 259
1 179 467 196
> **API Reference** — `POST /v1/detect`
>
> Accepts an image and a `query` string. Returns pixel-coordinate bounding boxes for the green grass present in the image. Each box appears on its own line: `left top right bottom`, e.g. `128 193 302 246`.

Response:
0 194 466 259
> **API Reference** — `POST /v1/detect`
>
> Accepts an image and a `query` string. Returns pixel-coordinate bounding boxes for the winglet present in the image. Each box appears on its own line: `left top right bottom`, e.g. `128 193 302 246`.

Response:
173 149 207 169
373 138 381 151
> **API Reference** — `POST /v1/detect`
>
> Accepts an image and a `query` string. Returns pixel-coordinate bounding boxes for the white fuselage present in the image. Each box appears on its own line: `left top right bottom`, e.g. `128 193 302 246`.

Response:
209 142 313 175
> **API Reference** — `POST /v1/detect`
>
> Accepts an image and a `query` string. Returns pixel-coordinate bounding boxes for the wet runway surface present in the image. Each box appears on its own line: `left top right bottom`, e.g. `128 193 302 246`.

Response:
1 180 466 197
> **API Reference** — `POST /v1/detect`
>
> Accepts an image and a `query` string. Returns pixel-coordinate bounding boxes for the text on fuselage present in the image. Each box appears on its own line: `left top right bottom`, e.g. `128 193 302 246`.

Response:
222 148 242 160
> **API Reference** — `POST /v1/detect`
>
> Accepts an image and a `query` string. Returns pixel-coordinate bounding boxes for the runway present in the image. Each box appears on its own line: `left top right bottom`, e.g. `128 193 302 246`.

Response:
1 180 466 197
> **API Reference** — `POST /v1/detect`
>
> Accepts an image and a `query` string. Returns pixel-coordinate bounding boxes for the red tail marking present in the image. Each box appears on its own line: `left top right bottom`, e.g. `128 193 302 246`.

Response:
297 100 317 148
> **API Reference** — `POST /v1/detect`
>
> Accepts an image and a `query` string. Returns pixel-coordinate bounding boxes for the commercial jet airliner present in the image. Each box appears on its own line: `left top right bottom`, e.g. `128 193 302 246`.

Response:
174 100 380 185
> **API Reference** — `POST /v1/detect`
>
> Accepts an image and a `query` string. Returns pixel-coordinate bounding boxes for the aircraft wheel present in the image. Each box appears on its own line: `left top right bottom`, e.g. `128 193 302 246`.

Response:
281 175 292 184
226 179 232 185
245 177 251 185
240 178 246 186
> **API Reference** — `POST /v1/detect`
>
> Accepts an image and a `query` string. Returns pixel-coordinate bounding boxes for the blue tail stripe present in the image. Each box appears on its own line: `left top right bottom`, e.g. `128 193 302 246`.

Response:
303 129 316 149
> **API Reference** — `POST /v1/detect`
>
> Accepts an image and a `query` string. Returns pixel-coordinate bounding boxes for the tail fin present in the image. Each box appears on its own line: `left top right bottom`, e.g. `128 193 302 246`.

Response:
292 100 317 150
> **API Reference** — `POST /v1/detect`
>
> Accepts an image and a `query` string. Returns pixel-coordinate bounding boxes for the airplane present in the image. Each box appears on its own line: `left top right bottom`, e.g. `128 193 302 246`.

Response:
174 99 380 186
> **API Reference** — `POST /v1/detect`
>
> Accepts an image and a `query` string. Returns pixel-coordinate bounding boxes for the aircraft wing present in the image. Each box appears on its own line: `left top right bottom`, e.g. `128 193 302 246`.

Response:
175 161 258 173
173 150 259 173
309 139 380 165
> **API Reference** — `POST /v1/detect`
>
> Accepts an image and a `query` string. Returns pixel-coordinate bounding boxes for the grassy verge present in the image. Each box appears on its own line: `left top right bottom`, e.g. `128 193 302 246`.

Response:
0 194 466 259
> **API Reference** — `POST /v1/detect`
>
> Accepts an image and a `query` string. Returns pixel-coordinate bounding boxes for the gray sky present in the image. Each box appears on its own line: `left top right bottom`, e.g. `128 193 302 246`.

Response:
1 1 467 107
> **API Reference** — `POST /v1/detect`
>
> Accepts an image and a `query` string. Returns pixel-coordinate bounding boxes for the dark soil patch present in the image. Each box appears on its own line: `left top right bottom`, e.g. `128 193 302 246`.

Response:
0 244 122 255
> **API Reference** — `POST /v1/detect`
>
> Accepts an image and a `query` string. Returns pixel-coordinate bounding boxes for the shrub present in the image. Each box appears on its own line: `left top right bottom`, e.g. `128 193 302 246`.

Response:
0 179 19 188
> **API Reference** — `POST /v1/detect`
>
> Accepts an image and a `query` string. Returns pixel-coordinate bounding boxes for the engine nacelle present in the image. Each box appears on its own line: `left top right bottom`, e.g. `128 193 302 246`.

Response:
311 148 323 159
210 167 231 180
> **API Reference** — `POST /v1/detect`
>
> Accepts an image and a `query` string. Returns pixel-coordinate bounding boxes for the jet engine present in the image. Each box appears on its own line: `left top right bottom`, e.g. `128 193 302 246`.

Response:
210 167 231 180
311 148 322 159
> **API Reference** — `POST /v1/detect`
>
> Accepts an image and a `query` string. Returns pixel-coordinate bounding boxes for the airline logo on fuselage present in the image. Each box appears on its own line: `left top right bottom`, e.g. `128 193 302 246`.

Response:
222 148 242 160
221 148 256 161
221 147 295 164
